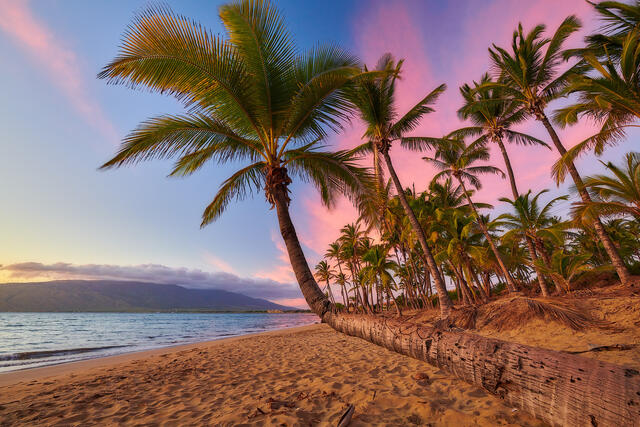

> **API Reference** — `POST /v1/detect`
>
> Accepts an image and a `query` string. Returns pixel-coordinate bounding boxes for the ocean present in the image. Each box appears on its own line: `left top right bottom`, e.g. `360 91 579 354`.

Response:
0 312 318 373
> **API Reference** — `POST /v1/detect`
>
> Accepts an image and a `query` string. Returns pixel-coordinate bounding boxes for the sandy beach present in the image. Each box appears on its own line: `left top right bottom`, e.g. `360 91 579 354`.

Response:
0 324 544 426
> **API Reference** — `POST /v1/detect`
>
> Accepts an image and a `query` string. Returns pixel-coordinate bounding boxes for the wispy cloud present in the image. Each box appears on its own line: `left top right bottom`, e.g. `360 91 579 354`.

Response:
203 252 235 274
254 231 296 283
0 261 303 301
0 0 118 142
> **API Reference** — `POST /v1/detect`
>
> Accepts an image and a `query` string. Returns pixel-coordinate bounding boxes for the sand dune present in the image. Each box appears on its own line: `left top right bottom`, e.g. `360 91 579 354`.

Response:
0 324 544 426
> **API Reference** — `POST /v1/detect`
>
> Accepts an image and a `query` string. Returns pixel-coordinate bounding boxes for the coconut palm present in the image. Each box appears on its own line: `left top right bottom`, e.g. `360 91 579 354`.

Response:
98 1 375 318
325 241 349 307
346 53 454 316
488 16 633 286
553 28 640 173
360 245 402 315
456 73 549 198
498 190 568 296
314 260 336 307
424 138 519 292
573 152 640 220
338 223 372 312
534 250 606 293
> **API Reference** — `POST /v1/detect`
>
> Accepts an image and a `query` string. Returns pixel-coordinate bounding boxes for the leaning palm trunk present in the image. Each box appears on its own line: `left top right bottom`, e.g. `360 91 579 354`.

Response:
272 196 640 426
381 150 454 316
539 115 633 286
457 178 519 292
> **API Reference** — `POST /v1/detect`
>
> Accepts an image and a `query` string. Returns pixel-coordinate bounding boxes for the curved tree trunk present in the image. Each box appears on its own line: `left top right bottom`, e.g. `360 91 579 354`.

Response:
539 115 633 286
273 188 329 317
274 185 640 427
381 149 454 316
458 178 519 292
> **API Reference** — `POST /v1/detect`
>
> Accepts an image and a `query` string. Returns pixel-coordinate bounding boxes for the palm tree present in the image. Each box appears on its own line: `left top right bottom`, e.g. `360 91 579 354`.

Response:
314 260 336 307
573 152 640 220
424 138 519 292
553 28 640 172
456 73 549 198
534 250 602 293
325 241 349 307
346 53 454 316
498 190 568 296
338 223 371 312
98 1 373 318
488 16 634 286
361 245 402 315
96 4 640 422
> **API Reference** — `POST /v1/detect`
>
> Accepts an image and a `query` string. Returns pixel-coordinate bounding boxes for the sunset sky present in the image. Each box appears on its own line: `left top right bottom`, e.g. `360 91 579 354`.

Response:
0 0 635 307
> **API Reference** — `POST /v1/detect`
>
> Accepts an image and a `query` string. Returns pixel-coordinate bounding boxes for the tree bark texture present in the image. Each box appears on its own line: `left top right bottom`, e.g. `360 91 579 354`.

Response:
324 313 640 427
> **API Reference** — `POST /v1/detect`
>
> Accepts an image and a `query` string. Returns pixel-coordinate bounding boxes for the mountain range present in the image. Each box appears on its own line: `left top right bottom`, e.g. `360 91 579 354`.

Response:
0 280 296 312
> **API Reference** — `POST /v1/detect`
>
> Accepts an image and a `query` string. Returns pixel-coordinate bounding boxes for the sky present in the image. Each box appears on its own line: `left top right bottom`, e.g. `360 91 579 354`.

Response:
0 0 635 308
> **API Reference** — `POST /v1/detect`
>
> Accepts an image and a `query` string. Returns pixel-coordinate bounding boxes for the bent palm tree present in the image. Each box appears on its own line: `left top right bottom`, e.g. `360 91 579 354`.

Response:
98 3 640 425
425 138 518 292
346 53 454 316
98 2 373 317
489 16 633 286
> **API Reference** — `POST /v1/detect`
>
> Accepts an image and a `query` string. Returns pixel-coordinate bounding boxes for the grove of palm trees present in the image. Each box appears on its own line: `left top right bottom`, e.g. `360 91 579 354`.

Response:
100 1 640 425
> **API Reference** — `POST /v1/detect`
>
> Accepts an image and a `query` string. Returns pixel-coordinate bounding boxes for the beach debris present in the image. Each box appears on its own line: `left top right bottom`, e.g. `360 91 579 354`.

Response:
413 372 431 386
567 343 636 354
267 398 295 410
337 404 355 427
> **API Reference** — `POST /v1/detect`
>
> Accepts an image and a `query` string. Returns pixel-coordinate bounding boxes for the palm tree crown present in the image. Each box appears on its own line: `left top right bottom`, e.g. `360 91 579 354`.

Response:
99 1 373 227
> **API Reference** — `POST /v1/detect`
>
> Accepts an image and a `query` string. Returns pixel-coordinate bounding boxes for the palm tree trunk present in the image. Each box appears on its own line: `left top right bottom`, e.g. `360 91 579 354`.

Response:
525 236 550 297
381 149 454 316
495 137 520 197
323 312 640 427
325 279 336 306
534 238 564 294
273 189 330 317
274 174 639 427
457 178 519 292
539 115 633 286
496 137 550 291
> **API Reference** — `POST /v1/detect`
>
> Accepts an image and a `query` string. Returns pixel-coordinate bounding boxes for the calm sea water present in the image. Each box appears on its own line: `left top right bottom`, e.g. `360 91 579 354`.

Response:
0 312 318 373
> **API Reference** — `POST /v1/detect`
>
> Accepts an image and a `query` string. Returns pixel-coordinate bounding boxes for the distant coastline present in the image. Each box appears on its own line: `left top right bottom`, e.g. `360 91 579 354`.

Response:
0 280 300 312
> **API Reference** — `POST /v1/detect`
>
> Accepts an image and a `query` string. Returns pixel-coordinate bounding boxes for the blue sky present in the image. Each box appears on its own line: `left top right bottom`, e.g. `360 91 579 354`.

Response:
0 0 635 307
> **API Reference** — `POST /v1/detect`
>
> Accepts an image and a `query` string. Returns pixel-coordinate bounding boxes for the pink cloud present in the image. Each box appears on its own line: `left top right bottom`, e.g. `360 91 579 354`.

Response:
254 231 296 283
203 252 235 274
0 0 118 143
296 0 603 256
270 297 308 309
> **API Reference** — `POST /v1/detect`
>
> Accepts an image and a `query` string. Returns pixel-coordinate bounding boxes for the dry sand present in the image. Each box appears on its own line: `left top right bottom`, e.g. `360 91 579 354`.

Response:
0 324 544 426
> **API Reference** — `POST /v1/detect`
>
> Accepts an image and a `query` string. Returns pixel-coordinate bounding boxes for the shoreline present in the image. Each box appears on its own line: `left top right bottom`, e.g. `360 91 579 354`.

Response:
0 323 320 387
0 323 543 426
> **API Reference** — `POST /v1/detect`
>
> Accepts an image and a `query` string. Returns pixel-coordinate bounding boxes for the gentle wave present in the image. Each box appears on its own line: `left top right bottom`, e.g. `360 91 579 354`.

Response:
0 345 128 362
0 312 318 373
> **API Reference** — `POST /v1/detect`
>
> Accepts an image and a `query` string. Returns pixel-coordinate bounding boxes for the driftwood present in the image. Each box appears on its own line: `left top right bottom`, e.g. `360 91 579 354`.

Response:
325 313 640 427
337 404 355 427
